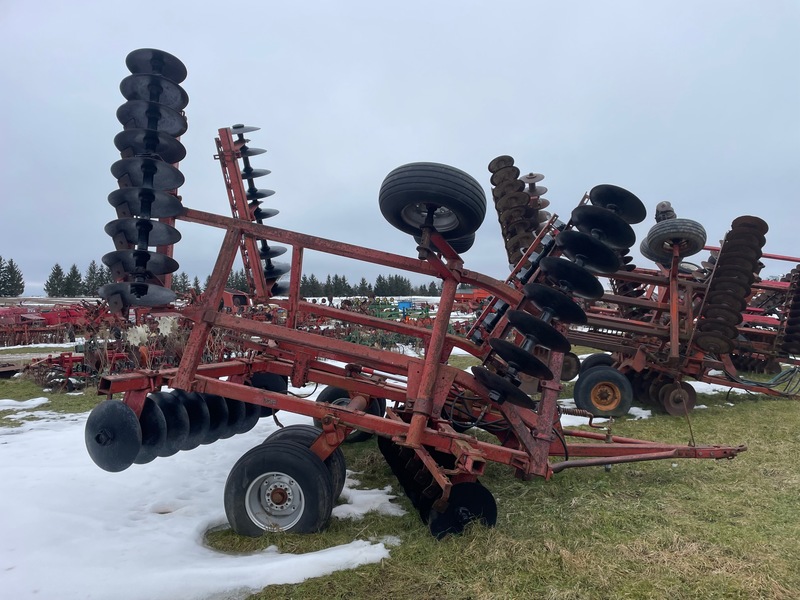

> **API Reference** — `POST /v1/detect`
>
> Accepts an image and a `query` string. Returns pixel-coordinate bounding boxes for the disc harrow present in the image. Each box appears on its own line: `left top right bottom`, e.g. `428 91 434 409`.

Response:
85 49 748 541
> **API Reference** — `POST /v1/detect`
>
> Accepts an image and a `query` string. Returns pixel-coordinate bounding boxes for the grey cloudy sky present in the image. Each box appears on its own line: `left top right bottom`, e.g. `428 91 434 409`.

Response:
1 0 798 296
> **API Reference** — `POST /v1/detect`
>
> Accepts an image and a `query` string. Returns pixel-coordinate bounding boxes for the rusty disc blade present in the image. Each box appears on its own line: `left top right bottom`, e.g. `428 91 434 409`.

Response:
490 165 521 186
488 155 515 173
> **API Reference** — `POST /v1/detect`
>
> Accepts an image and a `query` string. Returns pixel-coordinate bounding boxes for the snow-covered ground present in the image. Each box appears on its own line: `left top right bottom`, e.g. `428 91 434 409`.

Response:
0 345 752 600
0 386 404 600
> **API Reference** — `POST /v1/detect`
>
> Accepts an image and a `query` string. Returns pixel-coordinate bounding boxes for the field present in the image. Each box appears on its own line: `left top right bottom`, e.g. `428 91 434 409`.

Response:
2 359 799 600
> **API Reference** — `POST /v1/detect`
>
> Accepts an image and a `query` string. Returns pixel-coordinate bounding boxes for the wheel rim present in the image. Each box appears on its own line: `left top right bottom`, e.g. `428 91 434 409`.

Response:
400 203 459 233
590 381 622 411
246 471 306 531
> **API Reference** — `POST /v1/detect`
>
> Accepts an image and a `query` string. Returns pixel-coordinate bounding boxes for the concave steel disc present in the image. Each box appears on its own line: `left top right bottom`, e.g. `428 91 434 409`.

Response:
98 282 177 308
555 230 621 274
171 390 210 451
151 392 190 457
696 319 738 339
490 165 520 187
108 187 184 218
725 230 766 250
708 277 749 298
241 146 267 157
522 283 587 324
241 168 271 180
703 291 747 312
114 128 187 164
133 396 167 465
102 249 179 276
247 188 276 200
539 257 605 300
712 267 755 287
85 400 142 472
506 310 571 353
116 100 188 137
731 215 769 235
253 207 279 221
527 185 548 197
230 124 260 135
104 218 182 247
495 192 530 211
488 155 515 173
427 481 497 540
259 245 288 260
119 73 189 111
694 332 734 354
270 281 291 296
492 178 525 199
570 205 636 249
200 394 230 444
126 48 187 83
520 172 545 184
702 306 743 325
263 262 290 280
588 184 646 224
470 366 536 410
712 253 756 271
111 157 185 190
489 338 554 380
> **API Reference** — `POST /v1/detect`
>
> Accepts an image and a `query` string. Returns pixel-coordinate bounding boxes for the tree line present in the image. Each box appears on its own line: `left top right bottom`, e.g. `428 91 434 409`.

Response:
39 262 443 298
0 256 25 296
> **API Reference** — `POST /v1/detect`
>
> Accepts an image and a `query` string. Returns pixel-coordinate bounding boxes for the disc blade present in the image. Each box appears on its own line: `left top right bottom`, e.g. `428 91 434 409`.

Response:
126 48 187 82
111 157 185 190
116 100 188 137
114 128 187 164
104 218 182 247
119 73 189 111
539 257 605 300
471 366 536 410
588 184 646 224
108 187 184 218
98 282 176 308
489 338 554 380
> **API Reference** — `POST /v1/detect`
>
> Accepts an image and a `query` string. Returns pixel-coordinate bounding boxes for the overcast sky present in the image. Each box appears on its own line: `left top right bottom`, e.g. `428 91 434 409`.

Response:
1 1 798 296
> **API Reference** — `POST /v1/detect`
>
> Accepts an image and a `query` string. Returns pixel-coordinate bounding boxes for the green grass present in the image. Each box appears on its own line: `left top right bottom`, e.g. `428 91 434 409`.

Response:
0 376 103 426
0 345 71 357
205 389 800 600
3 367 798 599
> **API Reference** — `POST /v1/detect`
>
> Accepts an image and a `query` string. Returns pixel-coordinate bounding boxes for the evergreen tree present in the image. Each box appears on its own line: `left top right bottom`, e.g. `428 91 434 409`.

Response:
355 277 372 295
83 260 105 296
323 274 334 297
173 272 191 293
306 274 323 296
0 256 8 296
204 275 212 291
416 284 427 295
62 264 84 297
299 274 311 296
374 274 389 296
5 259 24 296
44 264 66 297
192 276 201 293
427 281 440 296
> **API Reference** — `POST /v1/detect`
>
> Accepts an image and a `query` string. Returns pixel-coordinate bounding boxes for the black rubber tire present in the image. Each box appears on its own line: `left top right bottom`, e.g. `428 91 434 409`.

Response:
379 162 486 238
224 440 334 536
646 218 707 261
579 353 614 374
640 239 668 266
313 385 386 443
414 232 476 254
573 366 633 417
266 424 347 499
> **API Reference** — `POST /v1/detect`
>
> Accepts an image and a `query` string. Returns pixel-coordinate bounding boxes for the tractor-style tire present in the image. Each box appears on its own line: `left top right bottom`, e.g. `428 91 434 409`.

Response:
645 218 707 262
379 162 486 239
313 385 386 443
579 353 614 375
574 366 633 417
266 424 347 499
224 440 334 536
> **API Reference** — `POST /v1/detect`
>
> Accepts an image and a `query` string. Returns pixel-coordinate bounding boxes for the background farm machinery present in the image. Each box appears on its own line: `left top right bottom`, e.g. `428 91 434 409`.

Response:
84 48 750 540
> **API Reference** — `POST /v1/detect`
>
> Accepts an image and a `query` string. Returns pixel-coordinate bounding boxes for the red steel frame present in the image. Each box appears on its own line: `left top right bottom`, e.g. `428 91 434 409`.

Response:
96 128 745 504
